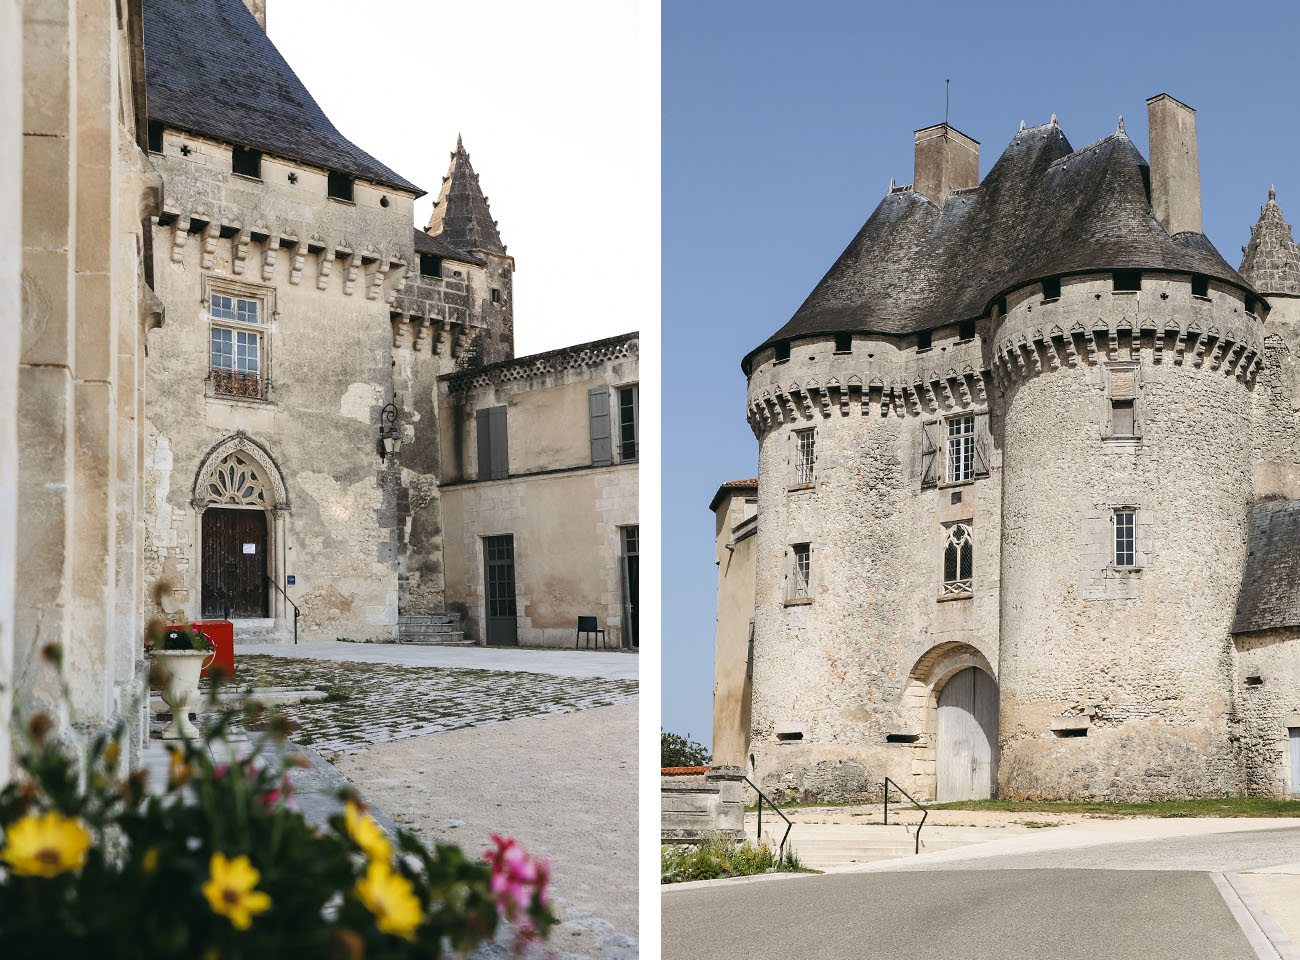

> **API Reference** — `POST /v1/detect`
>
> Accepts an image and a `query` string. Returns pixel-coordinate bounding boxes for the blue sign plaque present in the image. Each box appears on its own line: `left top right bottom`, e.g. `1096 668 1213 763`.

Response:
286 575 296 586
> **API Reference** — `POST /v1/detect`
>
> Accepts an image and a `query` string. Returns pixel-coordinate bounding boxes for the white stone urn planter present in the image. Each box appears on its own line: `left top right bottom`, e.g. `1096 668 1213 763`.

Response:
151 649 208 740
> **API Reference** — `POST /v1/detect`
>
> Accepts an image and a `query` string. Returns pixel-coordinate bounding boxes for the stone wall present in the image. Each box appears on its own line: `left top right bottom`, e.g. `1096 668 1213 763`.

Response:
711 489 756 767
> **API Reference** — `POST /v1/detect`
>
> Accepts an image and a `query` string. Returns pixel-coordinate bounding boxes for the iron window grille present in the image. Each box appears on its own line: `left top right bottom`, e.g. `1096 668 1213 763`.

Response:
209 293 267 400
946 415 975 483
795 429 815 486
792 543 811 600
1113 510 1137 567
943 523 973 595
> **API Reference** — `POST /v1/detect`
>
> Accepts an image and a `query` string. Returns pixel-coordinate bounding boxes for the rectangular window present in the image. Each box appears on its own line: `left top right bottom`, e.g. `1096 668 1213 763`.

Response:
774 341 790 362
795 429 815 486
917 330 932 350
491 287 502 303
1113 270 1141 292
209 291 266 400
476 406 509 481
231 145 262 179
958 319 977 341
1042 277 1061 300
617 384 638 462
1111 399 1135 437
327 171 354 202
834 332 852 353
147 120 164 153
946 415 975 483
1192 274 1209 298
419 254 442 278
1114 510 1137 567
792 544 811 600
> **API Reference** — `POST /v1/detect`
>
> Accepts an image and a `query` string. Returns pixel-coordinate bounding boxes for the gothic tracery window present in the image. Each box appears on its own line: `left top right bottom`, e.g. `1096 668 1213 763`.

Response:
205 452 269 507
943 523 973 595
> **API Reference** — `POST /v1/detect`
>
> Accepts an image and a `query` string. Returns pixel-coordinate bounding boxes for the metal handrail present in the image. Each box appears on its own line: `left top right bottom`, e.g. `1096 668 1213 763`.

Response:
743 776 792 861
265 575 300 645
883 776 927 855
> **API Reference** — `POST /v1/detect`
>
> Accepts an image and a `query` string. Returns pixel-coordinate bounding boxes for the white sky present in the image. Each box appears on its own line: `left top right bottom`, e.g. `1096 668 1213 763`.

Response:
269 0 649 358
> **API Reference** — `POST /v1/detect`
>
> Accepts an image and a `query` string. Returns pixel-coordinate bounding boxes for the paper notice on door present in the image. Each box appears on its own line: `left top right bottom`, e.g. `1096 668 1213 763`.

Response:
243 543 256 554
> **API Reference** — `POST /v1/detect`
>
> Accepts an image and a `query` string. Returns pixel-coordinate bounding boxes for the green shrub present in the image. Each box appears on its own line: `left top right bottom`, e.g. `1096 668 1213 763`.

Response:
660 837 805 884
661 730 710 768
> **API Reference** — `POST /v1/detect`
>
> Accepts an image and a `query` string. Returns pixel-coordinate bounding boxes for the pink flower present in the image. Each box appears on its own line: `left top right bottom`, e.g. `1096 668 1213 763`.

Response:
213 764 230 779
483 835 550 927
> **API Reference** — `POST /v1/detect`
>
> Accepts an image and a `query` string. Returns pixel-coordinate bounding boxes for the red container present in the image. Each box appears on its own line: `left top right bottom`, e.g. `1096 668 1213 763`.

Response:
178 619 234 679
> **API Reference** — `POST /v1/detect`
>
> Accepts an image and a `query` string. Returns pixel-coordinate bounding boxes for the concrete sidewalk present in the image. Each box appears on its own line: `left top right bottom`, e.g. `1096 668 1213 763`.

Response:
236 639 639 681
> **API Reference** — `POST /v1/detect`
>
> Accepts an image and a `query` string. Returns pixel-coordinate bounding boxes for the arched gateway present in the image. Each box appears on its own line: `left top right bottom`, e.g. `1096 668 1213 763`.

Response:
192 434 289 620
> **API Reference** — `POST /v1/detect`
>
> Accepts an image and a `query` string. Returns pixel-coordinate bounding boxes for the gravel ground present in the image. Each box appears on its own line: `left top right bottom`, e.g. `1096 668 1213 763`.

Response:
338 702 638 960
228 655 637 754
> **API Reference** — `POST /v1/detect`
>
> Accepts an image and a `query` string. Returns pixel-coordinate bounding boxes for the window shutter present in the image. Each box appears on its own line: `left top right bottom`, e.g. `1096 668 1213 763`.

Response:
973 411 991 478
476 408 492 481
489 405 509 480
920 420 940 488
589 387 612 466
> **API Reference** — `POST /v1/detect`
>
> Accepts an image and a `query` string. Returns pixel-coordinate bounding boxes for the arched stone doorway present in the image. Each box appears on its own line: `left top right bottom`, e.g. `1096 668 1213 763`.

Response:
900 642 999 800
936 666 998 801
191 434 290 623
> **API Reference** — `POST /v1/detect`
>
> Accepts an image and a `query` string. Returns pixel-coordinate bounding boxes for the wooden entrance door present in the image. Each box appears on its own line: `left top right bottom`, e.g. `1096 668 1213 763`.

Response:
483 535 517 646
202 508 268 618
936 667 998 801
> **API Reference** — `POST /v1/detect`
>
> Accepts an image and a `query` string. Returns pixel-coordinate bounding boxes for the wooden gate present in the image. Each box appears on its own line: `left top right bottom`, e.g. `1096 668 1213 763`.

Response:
936 666 998 802
483 534 518 646
202 508 268 618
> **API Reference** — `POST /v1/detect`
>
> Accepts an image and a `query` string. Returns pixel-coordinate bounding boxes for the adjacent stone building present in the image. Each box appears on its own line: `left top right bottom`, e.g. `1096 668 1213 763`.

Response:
713 94 1300 802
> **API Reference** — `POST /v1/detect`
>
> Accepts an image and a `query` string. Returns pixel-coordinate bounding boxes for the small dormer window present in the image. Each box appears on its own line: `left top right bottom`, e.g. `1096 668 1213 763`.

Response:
774 341 790 363
834 333 852 353
917 330 932 350
327 171 354 202
958 319 976 341
147 120 164 153
1191 274 1209 298
419 254 442 279
1113 270 1141 292
1042 277 1061 300
231 145 262 179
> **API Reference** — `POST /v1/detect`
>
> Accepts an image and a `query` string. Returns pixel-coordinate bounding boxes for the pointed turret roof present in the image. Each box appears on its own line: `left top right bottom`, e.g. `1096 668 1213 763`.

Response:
425 136 507 255
1240 186 1300 297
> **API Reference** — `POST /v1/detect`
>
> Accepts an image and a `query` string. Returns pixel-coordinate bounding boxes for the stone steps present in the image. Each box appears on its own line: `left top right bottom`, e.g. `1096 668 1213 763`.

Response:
231 618 291 645
398 614 471 645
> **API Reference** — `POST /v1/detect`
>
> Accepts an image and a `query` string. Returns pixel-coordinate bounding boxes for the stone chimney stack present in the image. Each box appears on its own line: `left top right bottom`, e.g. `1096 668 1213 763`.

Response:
243 0 267 30
1146 93 1202 236
913 123 979 207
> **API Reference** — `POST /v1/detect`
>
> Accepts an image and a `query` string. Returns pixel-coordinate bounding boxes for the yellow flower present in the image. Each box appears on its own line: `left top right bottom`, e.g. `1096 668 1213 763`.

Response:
0 811 92 878
167 749 191 788
141 846 160 873
202 852 272 930
355 860 422 941
344 801 391 862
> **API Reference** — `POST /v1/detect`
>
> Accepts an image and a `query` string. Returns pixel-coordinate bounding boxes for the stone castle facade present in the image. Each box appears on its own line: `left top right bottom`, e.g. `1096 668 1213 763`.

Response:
2 0 637 778
713 94 1300 802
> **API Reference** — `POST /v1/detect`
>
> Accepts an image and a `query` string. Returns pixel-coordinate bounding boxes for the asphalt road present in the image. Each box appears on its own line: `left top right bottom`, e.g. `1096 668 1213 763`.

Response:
662 869 1257 960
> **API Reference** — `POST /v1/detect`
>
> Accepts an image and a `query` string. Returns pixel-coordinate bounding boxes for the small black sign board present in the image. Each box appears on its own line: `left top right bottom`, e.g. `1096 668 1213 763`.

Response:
286 575 296 586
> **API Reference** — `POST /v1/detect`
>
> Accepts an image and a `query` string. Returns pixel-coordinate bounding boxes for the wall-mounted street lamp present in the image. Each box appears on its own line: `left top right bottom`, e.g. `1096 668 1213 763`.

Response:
380 402 402 459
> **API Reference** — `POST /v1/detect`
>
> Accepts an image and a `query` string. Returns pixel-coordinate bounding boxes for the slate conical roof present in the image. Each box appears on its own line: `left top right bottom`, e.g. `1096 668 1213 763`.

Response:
744 120 1253 373
1240 187 1300 298
426 136 507 255
142 0 420 194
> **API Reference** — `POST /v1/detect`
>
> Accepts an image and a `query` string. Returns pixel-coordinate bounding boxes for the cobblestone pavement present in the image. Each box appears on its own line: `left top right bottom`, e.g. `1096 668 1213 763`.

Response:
229 655 638 755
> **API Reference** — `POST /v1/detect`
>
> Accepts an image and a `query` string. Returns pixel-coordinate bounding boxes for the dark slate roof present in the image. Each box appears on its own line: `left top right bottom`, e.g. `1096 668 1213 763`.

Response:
413 228 482 265
745 122 1254 374
142 0 421 195
426 136 507 254
1240 187 1300 297
1232 500 1300 635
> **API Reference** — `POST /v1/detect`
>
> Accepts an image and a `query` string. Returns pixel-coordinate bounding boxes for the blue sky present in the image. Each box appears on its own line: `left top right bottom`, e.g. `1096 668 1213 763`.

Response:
662 0 1300 748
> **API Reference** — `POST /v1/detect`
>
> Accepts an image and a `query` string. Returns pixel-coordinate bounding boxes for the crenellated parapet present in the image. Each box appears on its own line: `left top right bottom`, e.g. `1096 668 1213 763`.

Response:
744 333 993 439
990 273 1264 390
